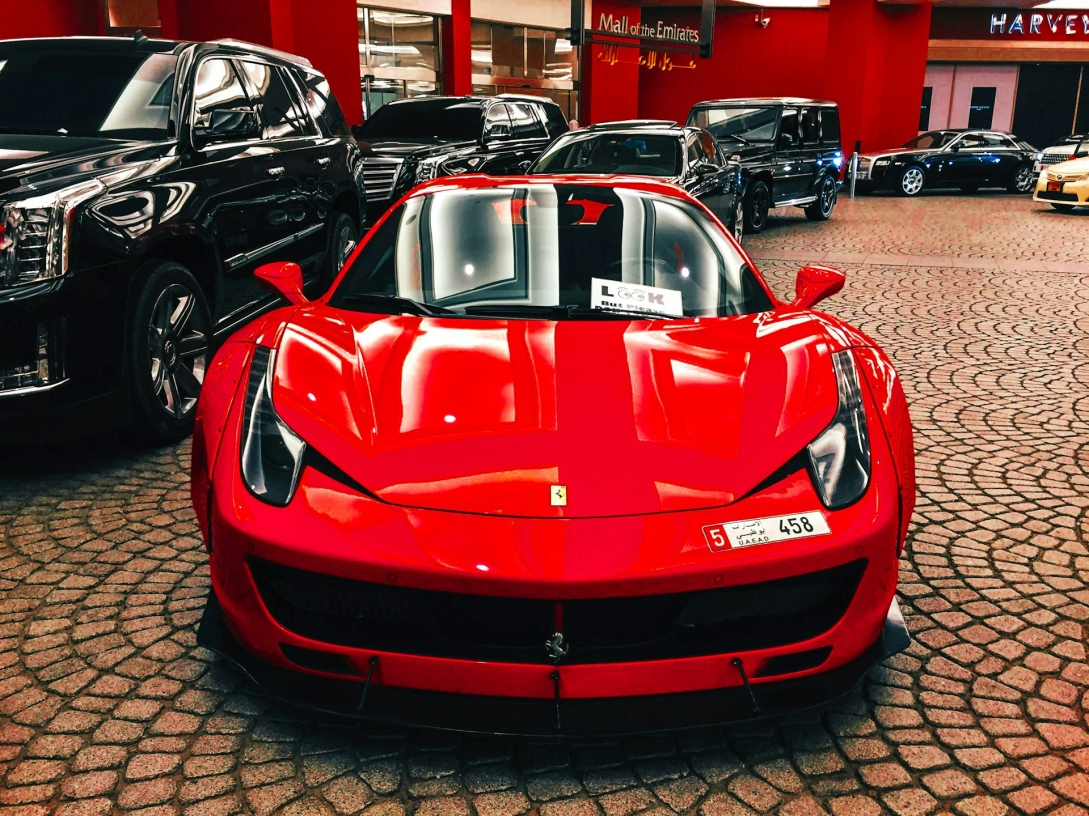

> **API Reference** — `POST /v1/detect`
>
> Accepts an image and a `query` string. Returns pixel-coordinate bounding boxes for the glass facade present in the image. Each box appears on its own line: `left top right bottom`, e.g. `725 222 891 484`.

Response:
357 5 443 118
470 21 579 121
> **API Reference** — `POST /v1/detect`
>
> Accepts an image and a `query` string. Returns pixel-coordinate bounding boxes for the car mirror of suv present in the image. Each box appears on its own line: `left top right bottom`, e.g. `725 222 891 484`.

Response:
779 133 795 149
948 142 961 152
694 162 718 176
195 108 262 145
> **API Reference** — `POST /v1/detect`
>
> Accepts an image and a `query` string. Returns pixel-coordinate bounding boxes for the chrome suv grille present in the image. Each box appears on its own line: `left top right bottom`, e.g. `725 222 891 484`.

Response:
360 158 404 202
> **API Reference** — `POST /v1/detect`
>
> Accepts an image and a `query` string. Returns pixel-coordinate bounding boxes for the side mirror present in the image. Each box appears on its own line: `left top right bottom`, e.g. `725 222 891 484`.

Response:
517 159 533 173
949 142 961 152
791 264 845 310
779 133 795 149
255 261 307 305
194 108 261 145
695 162 718 176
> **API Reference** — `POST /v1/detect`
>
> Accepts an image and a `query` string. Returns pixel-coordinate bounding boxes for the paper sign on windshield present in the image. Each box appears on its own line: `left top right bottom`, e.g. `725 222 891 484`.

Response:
591 278 684 318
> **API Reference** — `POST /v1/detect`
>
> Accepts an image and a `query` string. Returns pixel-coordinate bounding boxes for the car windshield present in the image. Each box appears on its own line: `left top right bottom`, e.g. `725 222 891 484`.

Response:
356 99 483 140
330 184 773 320
690 106 778 143
532 133 682 177
0 48 177 139
902 132 957 149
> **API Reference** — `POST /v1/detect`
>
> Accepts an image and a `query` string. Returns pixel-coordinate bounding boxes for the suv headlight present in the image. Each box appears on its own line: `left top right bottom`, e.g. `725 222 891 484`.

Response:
0 180 104 289
241 347 306 507
806 350 871 509
415 156 446 184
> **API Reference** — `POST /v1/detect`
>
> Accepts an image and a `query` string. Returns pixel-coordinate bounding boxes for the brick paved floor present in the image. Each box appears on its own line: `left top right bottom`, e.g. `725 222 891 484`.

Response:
2 192 1089 816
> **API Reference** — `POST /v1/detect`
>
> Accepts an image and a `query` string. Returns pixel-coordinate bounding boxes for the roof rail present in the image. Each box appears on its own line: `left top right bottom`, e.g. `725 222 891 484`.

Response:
210 38 313 68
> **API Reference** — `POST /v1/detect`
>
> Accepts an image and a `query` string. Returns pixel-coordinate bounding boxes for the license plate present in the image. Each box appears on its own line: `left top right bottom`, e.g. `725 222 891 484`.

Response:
703 512 831 552
1047 180 1061 192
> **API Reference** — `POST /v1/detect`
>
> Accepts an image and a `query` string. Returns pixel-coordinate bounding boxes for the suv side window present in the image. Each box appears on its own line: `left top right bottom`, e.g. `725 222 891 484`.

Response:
484 104 513 140
800 107 819 146
509 103 546 138
192 58 255 134
820 108 840 145
297 69 351 137
238 61 315 139
779 108 799 149
540 104 568 139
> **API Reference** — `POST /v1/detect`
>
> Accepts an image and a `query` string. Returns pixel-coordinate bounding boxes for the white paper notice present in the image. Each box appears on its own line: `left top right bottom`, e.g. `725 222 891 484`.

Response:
590 278 684 318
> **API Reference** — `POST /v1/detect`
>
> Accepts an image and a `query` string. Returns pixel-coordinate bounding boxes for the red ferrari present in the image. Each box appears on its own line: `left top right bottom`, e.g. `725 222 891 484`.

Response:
192 175 915 735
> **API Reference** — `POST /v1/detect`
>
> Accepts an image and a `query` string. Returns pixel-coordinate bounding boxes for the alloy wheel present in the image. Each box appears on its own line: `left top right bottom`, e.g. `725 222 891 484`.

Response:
146 283 209 420
820 177 836 215
1014 166 1034 193
750 186 769 230
901 167 924 196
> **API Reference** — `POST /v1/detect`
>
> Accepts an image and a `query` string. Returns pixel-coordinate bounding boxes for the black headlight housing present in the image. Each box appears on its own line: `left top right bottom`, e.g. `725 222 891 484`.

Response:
240 347 307 507
806 350 871 509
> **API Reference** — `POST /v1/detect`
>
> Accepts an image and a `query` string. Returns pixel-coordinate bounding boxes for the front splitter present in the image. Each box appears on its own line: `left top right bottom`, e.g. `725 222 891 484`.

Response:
197 591 910 736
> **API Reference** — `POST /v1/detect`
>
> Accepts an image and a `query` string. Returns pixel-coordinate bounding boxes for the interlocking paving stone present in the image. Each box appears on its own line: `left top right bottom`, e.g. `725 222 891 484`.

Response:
2 194 1089 813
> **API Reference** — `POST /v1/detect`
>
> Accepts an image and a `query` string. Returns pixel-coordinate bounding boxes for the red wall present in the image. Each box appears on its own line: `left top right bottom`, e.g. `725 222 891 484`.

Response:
581 0 642 125
0 0 103 39
638 8 829 125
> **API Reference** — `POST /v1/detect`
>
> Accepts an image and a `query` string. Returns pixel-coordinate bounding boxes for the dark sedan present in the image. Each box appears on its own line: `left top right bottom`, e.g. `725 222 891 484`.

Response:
856 130 1037 196
528 122 744 242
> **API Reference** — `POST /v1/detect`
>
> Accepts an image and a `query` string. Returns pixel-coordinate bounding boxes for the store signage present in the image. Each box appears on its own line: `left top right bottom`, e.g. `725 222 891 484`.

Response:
989 12 1089 36
597 13 700 44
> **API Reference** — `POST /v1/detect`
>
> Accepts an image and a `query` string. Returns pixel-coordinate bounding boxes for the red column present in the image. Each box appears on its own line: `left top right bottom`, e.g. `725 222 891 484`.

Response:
580 0 641 124
822 0 931 154
443 0 472 97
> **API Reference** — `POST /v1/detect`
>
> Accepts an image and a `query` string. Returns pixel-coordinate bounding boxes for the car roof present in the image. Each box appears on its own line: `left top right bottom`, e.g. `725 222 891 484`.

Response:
0 35 318 70
410 174 693 201
691 97 836 108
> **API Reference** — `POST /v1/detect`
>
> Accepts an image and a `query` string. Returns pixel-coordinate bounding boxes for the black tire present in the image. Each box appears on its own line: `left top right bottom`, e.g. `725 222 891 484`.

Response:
805 175 837 221
1008 164 1035 194
898 166 926 197
743 180 771 233
127 260 212 445
1051 202 1075 212
321 211 358 291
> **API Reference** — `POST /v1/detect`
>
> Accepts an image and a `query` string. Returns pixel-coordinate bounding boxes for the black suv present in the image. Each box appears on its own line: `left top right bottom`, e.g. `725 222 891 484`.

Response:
529 120 744 242
353 95 568 220
687 98 843 233
0 36 366 445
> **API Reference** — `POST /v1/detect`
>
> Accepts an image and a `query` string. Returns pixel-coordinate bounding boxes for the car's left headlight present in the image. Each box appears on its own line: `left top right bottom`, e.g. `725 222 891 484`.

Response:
240 347 307 507
806 350 871 509
415 156 446 184
0 180 104 289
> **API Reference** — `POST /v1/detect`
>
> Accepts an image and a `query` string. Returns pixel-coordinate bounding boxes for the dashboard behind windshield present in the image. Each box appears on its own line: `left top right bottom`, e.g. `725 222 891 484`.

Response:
0 49 177 139
356 100 483 140
330 184 773 320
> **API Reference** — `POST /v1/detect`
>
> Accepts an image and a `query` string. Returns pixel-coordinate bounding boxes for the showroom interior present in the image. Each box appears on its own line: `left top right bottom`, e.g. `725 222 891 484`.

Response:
2 0 1089 815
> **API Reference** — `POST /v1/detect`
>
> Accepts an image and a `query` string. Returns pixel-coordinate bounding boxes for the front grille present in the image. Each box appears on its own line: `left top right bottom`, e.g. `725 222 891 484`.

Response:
0 320 65 392
360 158 404 202
250 557 866 665
1040 152 1074 166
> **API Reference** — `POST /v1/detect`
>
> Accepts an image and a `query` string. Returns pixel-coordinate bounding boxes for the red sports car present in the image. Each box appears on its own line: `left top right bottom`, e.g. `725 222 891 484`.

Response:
192 175 915 735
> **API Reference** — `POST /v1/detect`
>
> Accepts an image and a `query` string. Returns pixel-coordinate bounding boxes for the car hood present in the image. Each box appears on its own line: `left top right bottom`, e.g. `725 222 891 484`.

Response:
1049 156 1089 174
0 134 169 196
269 306 839 518
358 138 478 159
267 305 836 516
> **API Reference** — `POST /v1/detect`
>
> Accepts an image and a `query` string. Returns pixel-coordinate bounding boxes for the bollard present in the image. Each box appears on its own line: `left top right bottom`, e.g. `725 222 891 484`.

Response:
849 140 862 200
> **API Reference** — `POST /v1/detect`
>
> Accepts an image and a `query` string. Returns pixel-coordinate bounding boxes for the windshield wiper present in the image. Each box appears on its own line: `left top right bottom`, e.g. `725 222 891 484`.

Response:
717 132 752 146
338 293 459 317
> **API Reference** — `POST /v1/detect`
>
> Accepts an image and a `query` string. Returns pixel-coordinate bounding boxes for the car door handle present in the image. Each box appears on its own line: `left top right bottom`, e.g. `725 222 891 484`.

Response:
315 157 332 167
267 166 286 177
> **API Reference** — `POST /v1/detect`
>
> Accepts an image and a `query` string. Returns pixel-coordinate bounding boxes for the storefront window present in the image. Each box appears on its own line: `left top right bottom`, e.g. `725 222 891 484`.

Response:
471 21 579 120
358 4 442 117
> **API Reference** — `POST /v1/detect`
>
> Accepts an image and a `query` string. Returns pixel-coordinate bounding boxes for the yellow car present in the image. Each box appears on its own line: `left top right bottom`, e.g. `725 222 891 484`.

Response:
1034 156 1089 211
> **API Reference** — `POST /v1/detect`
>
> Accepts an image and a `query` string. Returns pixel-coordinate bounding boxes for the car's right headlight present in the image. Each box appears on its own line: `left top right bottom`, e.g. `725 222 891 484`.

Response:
806 350 871 509
240 347 307 507
0 180 103 289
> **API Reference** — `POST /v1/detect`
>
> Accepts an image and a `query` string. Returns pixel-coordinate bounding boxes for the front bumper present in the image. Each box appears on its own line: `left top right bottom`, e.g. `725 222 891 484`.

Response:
198 589 908 735
1034 176 1089 206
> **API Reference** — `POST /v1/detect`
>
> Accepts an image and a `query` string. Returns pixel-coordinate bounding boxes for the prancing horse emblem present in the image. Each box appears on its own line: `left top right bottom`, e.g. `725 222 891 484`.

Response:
545 632 568 662
551 485 567 506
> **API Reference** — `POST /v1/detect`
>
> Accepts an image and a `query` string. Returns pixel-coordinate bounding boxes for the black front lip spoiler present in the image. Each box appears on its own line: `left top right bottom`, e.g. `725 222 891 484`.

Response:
197 591 910 736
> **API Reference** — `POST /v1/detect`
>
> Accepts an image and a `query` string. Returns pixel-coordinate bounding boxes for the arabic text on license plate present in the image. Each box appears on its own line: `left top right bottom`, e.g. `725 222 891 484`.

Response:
1047 180 1061 192
702 512 831 553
